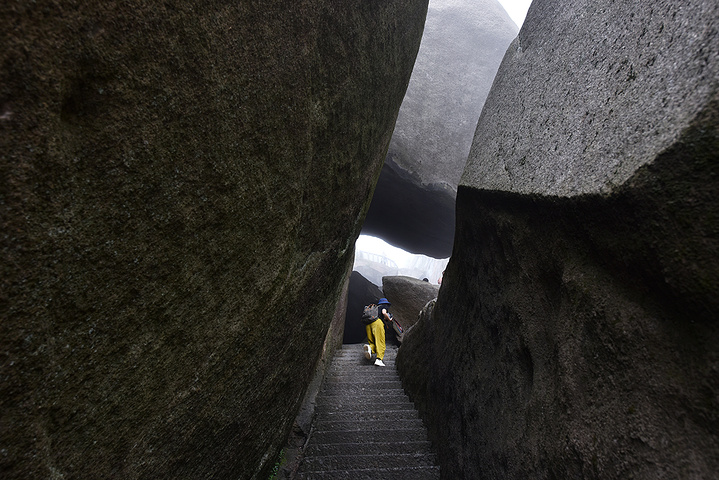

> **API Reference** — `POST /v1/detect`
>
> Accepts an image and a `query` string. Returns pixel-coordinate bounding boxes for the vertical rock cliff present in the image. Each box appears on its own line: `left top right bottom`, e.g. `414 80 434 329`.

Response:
398 0 719 478
0 1 428 478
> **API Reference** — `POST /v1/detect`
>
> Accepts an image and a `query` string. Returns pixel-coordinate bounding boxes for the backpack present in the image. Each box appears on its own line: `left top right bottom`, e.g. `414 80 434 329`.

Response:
361 304 379 325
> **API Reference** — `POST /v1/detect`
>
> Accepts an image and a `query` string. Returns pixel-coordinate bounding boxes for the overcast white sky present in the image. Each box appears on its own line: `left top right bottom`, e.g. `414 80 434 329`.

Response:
497 0 533 28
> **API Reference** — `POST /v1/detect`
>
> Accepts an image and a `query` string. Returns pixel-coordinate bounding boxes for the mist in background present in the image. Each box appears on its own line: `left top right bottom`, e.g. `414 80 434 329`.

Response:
353 235 449 287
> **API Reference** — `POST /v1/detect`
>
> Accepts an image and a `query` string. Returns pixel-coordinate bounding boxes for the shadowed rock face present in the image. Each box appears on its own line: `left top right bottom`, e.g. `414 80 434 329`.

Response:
344 271 383 345
363 0 517 258
0 2 428 479
399 0 719 478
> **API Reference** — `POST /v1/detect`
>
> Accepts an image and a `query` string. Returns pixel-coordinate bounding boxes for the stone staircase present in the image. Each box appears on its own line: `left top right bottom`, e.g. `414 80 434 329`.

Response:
294 344 440 479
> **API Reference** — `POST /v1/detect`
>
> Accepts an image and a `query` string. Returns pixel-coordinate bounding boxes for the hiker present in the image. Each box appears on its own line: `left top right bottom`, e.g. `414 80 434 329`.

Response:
363 297 393 367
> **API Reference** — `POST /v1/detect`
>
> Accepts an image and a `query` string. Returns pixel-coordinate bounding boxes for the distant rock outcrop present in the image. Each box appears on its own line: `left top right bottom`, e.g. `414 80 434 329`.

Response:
399 0 719 478
0 2 428 479
363 0 517 258
382 276 439 333
344 271 384 345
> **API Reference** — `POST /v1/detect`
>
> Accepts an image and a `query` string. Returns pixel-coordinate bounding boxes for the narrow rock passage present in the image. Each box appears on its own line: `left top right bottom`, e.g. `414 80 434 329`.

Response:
295 344 440 479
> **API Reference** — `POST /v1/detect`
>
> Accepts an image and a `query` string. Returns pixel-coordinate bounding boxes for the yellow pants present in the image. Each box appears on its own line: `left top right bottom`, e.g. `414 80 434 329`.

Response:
366 318 386 360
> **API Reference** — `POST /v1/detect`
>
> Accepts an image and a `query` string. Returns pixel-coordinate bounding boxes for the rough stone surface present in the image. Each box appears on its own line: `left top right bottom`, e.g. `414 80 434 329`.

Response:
382 276 439 332
362 0 517 258
295 345 440 479
344 271 383 345
0 1 428 479
399 0 719 478
279 268 351 480
463 0 719 197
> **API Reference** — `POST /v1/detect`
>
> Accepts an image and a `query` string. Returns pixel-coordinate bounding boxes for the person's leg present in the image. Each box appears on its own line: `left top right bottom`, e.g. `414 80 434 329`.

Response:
364 324 375 359
369 319 386 360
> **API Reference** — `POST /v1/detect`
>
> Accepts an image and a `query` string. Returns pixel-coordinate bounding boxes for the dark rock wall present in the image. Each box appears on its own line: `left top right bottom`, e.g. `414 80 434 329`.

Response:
0 1 428 479
344 271 383 345
398 0 719 478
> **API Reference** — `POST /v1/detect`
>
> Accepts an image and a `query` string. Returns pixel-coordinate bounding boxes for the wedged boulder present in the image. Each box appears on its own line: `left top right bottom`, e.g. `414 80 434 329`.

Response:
362 0 517 258
344 271 384 345
398 0 719 478
0 2 428 479
382 276 439 333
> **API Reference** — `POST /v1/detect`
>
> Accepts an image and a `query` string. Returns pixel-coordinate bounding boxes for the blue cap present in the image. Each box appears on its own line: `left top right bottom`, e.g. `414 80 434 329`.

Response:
377 298 391 305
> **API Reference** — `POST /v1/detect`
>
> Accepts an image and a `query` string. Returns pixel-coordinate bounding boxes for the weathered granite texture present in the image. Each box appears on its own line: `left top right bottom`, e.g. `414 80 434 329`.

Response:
398 0 719 478
463 0 718 197
362 0 517 258
0 1 428 479
382 275 439 332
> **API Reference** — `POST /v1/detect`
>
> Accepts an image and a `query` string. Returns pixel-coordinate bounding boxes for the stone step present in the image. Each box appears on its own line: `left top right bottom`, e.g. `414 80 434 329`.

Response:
332 353 397 361
334 345 399 354
325 372 398 379
310 428 430 445
323 374 400 383
315 391 412 410
315 398 414 409
325 366 399 374
316 393 408 405
327 362 396 370
327 364 396 371
294 345 439 478
332 351 398 359
314 418 425 432
318 386 409 403
313 403 416 416
304 440 434 457
320 382 403 394
331 354 398 363
295 465 440 480
315 409 419 422
326 363 399 372
322 375 402 383
301 452 437 472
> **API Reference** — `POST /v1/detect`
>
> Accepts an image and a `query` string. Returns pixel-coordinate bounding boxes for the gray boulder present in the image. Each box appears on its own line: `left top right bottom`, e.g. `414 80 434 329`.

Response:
362 0 518 258
399 0 719 478
0 2 428 479
382 276 440 333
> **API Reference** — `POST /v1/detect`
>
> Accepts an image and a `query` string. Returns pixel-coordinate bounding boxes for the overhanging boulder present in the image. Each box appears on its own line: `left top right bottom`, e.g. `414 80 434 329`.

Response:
362 0 517 258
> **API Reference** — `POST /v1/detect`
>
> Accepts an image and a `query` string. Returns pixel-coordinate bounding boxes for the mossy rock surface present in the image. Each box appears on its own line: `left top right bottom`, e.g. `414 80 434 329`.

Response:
0 1 428 478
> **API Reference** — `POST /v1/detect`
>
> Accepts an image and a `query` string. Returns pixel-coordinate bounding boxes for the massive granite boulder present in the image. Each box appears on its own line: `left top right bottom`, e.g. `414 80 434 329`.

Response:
382 275 439 333
0 2 428 479
398 0 719 478
362 0 517 258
